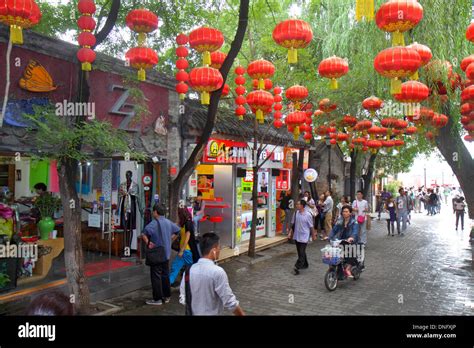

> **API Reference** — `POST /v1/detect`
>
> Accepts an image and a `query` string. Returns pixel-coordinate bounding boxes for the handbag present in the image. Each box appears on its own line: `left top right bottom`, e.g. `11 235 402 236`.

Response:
145 219 167 266
355 201 366 224
380 212 390 220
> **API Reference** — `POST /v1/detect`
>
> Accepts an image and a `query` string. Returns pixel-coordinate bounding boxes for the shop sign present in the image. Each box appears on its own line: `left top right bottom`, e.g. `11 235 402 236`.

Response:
241 170 253 193
188 170 198 197
276 169 290 191
88 214 101 228
142 174 152 186
203 139 249 164
240 210 266 241
304 168 318 183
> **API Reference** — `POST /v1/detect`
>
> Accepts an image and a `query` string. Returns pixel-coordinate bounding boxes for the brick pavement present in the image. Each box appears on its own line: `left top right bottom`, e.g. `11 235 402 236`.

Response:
103 208 474 315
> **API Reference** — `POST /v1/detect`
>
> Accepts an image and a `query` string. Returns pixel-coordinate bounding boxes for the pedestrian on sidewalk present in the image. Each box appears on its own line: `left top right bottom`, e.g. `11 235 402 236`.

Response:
415 187 423 213
384 197 397 236
170 207 200 287
336 196 349 223
396 188 409 235
142 204 180 306
453 196 466 231
316 193 326 239
279 190 292 235
192 193 206 236
323 190 334 241
352 191 369 245
428 189 438 216
288 200 317 275
378 189 391 220
179 233 245 316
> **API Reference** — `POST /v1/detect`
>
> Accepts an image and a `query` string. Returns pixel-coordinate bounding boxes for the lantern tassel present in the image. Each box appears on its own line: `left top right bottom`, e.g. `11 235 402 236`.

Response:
258 78 265 90
138 32 146 46
355 0 364 22
82 62 92 71
201 91 210 105
392 31 405 46
410 70 419 80
288 48 297 64
179 93 186 100
256 109 263 122
365 0 374 21
203 51 211 66
238 115 243 121
330 78 338 90
390 78 402 95
138 68 146 81
10 25 23 45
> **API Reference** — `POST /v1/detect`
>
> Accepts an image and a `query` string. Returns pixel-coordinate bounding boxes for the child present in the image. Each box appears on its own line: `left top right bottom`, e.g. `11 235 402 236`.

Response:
453 196 466 231
385 197 397 236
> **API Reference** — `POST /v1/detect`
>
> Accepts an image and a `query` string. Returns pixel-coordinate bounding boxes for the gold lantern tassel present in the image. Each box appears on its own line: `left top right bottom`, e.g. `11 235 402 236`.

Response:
138 32 146 46
138 68 146 81
386 128 392 141
410 70 419 81
288 48 297 64
392 31 405 46
258 78 265 90
10 25 23 45
355 0 364 22
390 78 402 95
203 51 211 66
330 78 338 90
293 126 300 140
179 93 186 100
238 115 243 121
256 109 263 122
365 0 374 21
82 62 92 71
201 91 210 105
406 103 414 117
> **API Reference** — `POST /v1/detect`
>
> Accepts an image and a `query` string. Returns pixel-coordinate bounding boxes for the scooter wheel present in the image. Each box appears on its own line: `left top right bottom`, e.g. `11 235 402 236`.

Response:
352 267 361 280
324 270 338 291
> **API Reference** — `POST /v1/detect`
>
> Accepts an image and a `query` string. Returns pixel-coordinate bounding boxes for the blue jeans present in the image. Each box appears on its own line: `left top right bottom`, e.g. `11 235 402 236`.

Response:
358 220 367 244
397 211 408 233
169 250 193 284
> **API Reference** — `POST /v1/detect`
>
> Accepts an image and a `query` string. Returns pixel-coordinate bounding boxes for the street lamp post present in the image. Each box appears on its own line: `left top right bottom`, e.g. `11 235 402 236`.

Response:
325 135 332 192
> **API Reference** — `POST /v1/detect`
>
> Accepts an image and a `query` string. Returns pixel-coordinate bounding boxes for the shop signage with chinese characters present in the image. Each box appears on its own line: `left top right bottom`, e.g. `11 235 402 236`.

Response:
241 170 253 193
276 169 290 190
203 139 249 164
240 210 266 241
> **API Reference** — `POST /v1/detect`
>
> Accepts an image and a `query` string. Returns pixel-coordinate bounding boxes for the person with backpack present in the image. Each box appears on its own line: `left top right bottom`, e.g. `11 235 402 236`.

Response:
179 233 245 316
141 205 180 306
169 207 200 287
453 196 466 231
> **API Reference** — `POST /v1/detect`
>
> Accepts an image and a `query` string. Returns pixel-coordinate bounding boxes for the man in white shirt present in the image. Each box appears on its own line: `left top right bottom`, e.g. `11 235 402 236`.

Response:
323 190 334 240
352 190 369 245
179 233 245 316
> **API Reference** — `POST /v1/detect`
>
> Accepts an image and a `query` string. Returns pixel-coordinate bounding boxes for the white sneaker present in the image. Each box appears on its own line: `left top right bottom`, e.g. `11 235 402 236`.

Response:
146 300 163 306
164 297 171 303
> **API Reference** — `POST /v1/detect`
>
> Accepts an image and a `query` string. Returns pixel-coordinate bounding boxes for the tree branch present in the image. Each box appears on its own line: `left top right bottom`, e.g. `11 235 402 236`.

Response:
93 0 121 48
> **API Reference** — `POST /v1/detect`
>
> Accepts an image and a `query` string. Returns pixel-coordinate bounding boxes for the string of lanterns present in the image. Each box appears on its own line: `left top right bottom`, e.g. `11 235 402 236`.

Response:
77 0 97 72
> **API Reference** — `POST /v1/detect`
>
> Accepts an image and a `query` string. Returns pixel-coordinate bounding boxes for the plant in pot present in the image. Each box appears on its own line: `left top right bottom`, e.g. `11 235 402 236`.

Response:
33 194 61 240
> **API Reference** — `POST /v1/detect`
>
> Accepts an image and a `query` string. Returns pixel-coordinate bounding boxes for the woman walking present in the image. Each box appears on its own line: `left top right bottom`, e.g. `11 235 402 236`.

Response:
385 197 397 236
316 194 326 240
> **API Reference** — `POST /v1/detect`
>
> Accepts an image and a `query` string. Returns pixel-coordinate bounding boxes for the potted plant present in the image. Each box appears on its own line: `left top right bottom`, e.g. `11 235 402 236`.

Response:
33 194 61 240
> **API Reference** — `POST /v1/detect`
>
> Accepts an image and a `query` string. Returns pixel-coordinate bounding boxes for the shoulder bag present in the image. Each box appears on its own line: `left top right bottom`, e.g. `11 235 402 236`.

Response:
145 219 167 266
355 201 366 224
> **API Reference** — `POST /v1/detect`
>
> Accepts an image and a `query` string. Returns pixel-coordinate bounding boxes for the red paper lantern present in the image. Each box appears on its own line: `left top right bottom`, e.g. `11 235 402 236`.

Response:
352 137 367 146
286 111 307 139
189 27 224 65
272 19 313 64
304 132 313 143
466 22 474 43
126 9 159 45
366 139 382 152
405 126 418 135
126 47 158 81
464 123 474 132
461 85 474 104
234 66 247 120
461 55 474 72
330 139 337 145
235 105 246 117
354 120 372 131
78 31 96 47
176 33 188 45
407 42 432 66
246 90 274 124
394 119 408 129
221 84 230 97
362 96 383 115
318 56 349 89
381 117 398 128
274 119 283 129
342 114 358 128
319 98 337 113
210 51 227 69
247 59 275 90
431 113 448 128
0 0 42 44
464 134 474 142
336 133 349 142
394 139 405 147
77 15 96 31
394 81 429 116
313 109 325 118
382 140 395 148
374 46 422 94
78 0 96 15
285 85 308 109
77 47 96 72
375 0 423 46
460 103 474 116
466 63 474 81
189 66 223 105
176 82 188 95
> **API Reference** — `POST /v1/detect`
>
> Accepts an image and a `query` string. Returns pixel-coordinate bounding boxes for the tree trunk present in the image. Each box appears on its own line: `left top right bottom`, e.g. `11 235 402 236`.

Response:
169 0 249 222
436 105 474 219
248 118 259 258
362 152 377 199
349 150 358 201
291 152 299 206
58 158 90 314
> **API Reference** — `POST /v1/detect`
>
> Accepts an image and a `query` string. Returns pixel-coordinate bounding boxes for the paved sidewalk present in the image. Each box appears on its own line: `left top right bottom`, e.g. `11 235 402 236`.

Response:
103 209 474 315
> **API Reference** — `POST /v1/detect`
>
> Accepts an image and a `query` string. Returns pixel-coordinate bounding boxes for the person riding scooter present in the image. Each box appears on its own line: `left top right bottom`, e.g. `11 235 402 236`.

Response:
328 205 358 278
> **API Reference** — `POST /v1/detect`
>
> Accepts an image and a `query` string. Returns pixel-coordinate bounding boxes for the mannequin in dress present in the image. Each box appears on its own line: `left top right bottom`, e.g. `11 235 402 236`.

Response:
118 171 141 256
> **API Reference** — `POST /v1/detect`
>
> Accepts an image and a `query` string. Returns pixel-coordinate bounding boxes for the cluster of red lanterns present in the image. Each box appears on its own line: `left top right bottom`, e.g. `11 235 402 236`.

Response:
234 66 247 121
459 23 474 142
302 103 313 143
0 0 41 45
246 59 275 123
272 19 313 64
175 34 189 100
273 87 283 128
187 27 225 105
125 8 159 81
76 0 97 72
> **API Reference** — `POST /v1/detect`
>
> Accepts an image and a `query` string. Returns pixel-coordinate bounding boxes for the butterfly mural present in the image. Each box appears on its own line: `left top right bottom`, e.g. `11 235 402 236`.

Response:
19 59 57 93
